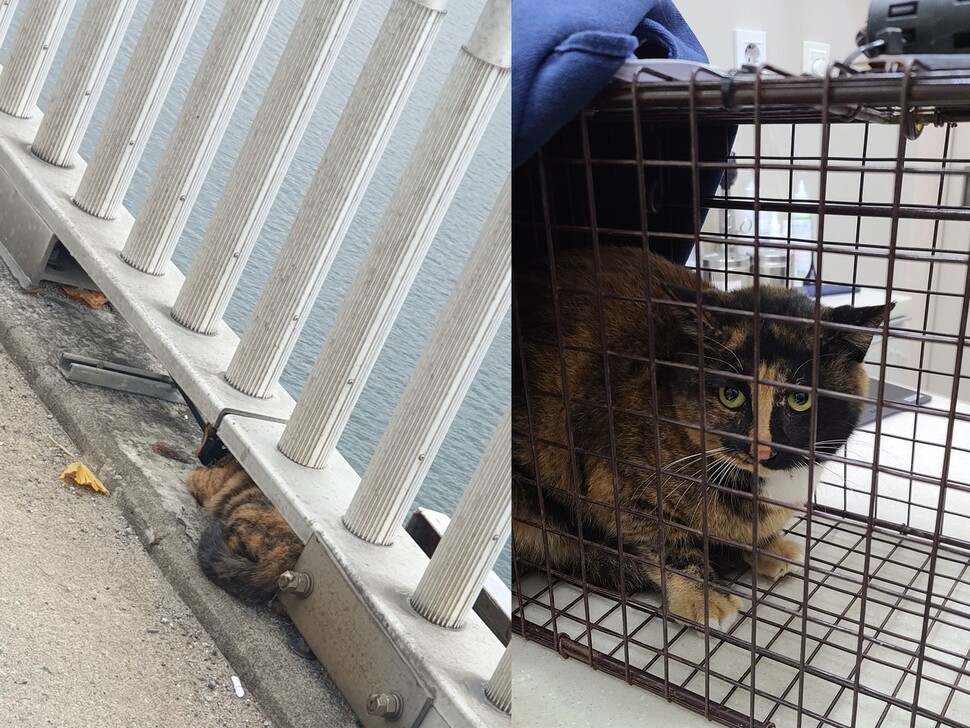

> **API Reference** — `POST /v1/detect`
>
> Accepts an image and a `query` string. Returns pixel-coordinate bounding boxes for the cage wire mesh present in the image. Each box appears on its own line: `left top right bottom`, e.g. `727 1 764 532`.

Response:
511 60 970 728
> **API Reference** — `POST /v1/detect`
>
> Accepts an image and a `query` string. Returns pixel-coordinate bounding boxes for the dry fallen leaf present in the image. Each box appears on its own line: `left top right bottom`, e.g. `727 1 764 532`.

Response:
61 286 109 309
151 442 192 464
60 462 110 496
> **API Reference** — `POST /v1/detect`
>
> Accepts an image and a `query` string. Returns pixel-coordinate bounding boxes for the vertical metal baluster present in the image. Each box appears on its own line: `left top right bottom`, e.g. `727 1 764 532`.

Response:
0 1 21 52
277 0 510 468
0 0 76 118
72 0 207 219
169 0 377 333
343 176 509 545
484 646 511 713
31 0 138 167
119 0 281 274
220 0 448 388
409 406 511 628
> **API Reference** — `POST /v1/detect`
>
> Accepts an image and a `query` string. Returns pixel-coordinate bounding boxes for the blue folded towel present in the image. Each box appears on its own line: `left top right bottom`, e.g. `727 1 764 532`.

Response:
512 1 708 169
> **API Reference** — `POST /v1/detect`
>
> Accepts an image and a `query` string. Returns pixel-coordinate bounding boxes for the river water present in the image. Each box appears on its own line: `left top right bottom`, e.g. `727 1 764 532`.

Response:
8 0 511 582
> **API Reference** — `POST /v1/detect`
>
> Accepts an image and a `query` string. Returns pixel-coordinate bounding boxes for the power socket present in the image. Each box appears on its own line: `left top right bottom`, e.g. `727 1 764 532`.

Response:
803 41 831 75
734 29 767 68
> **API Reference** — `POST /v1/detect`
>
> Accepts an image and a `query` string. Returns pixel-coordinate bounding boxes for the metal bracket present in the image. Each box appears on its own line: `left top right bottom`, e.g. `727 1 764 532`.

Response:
279 531 436 728
195 409 291 465
58 352 184 404
0 164 96 290
195 424 229 466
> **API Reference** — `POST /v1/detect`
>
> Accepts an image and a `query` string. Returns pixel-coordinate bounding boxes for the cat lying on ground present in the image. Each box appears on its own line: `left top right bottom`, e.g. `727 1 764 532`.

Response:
187 455 302 603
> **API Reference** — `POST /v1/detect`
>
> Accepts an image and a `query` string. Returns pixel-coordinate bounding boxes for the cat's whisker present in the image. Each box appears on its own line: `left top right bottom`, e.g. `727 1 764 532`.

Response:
631 447 727 500
661 447 730 471
658 474 694 516
702 457 725 485
711 457 740 488
642 447 732 505
689 457 739 525
666 474 700 515
811 439 880 465
792 352 839 379
666 458 727 515
702 355 741 376
702 334 743 372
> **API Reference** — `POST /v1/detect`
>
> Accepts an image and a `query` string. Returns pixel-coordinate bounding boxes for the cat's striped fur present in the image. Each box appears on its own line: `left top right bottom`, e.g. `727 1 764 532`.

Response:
187 455 303 603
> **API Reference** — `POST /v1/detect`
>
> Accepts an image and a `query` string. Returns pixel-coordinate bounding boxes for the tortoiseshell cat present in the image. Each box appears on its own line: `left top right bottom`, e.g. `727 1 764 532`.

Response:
188 456 302 603
512 247 889 628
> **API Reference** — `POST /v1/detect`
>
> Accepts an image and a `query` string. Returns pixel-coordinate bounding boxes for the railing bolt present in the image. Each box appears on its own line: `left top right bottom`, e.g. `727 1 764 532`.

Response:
366 692 403 721
277 570 313 598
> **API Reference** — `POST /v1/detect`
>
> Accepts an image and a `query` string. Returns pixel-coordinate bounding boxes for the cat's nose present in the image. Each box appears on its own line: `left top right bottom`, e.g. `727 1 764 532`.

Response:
751 443 774 462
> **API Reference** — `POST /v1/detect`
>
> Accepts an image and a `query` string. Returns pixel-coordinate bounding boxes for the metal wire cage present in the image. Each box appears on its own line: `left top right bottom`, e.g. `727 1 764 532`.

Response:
511 60 970 728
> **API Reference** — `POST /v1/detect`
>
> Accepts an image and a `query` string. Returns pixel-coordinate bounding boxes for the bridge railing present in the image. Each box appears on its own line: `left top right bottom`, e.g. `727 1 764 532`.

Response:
0 0 510 725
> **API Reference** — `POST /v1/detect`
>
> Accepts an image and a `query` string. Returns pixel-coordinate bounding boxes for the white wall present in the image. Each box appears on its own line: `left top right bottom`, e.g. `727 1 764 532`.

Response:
677 0 866 72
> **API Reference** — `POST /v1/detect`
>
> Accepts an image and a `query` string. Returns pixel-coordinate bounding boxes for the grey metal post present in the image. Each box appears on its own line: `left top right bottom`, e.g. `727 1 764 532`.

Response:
0 1 22 53
175 0 447 341
277 0 510 468
342 176 510 545
169 0 372 334
31 0 139 167
409 406 511 629
72 0 207 219
0 0 77 118
485 646 511 713
119 0 281 274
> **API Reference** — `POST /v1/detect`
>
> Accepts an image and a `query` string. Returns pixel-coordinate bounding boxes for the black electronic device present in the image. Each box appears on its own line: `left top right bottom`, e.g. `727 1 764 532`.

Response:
862 0 970 56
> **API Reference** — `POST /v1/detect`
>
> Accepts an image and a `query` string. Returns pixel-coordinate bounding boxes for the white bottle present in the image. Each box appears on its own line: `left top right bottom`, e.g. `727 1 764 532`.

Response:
734 179 755 240
767 211 784 239
790 180 814 281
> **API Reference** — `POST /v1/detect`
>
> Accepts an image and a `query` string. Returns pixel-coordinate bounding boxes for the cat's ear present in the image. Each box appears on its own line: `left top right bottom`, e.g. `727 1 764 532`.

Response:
824 303 895 362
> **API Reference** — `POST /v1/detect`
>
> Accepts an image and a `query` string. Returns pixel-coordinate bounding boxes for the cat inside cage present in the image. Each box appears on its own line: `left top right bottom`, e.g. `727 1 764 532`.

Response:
512 65 970 728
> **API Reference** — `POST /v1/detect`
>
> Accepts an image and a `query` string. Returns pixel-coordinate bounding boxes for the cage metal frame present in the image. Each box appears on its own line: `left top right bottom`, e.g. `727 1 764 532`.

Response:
512 58 970 728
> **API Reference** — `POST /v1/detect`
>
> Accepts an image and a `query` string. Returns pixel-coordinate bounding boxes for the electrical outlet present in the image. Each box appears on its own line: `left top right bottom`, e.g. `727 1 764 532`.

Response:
734 29 767 68
803 41 831 75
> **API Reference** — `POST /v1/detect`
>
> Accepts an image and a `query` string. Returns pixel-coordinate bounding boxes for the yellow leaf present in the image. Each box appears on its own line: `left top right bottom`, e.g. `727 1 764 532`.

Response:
59 462 110 496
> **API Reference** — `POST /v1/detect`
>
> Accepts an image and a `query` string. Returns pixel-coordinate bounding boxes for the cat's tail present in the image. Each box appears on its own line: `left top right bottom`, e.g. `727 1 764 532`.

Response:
197 519 280 603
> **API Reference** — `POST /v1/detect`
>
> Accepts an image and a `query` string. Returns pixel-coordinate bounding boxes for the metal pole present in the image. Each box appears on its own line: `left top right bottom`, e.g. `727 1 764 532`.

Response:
277 0 510 467
31 0 139 167
409 406 511 629
0 0 77 118
119 0 281 274
72 0 207 219
176 0 447 341
485 646 511 714
169 0 375 334
0 1 22 53
343 176 510 545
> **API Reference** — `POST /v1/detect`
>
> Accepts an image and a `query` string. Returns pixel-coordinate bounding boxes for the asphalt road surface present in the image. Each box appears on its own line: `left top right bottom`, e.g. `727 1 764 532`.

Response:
0 344 273 727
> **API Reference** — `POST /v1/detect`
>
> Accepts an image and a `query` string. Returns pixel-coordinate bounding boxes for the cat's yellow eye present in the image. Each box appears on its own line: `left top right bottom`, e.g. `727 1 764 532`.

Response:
718 386 746 409
788 392 812 412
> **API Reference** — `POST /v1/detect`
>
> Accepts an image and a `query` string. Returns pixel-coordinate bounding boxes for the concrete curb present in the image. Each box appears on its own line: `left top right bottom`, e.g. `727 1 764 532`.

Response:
0 267 356 728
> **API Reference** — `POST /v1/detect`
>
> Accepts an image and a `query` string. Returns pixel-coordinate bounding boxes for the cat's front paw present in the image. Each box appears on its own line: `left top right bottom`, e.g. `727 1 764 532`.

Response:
666 577 743 631
747 537 804 581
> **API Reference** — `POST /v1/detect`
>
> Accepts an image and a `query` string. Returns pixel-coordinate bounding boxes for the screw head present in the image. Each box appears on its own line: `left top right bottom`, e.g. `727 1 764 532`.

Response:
367 692 403 721
277 570 313 598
